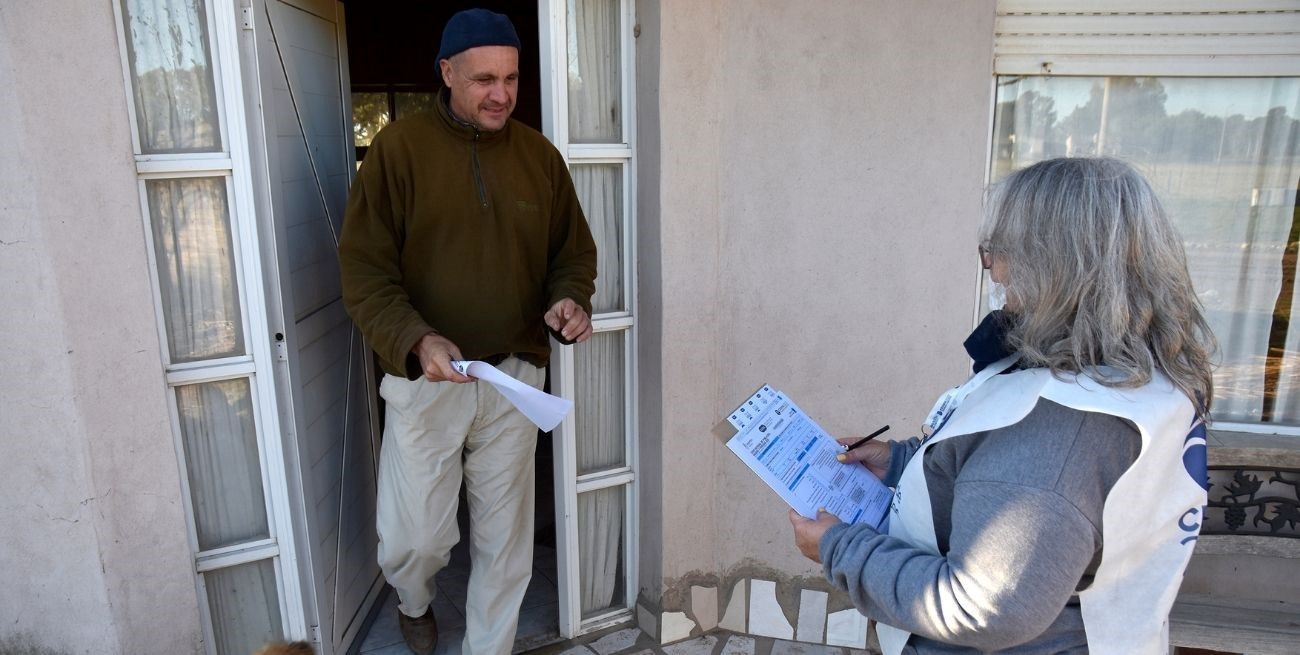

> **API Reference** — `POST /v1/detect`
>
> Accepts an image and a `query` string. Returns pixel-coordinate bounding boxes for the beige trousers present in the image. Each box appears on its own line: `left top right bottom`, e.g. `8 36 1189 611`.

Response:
376 357 545 655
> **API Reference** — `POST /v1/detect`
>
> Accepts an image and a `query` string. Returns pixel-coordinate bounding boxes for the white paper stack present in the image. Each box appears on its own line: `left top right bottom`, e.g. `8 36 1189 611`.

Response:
451 360 573 432
724 385 892 527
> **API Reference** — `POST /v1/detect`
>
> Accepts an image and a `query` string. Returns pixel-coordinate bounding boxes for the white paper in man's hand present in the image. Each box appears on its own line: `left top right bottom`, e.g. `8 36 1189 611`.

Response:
451 360 573 432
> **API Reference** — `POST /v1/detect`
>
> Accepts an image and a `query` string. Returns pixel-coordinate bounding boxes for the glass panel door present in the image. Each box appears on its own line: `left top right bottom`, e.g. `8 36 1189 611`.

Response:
205 559 285 655
541 0 637 637
121 0 222 153
176 378 269 549
571 163 625 313
115 1 302 651
145 176 245 362
577 486 626 617
566 0 622 143
574 331 627 475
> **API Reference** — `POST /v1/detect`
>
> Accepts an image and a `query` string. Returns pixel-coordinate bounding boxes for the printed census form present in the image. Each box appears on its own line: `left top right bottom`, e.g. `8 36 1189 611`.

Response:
725 388 892 528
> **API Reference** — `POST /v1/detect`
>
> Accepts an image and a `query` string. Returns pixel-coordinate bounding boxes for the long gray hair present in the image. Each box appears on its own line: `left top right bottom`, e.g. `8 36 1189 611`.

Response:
979 157 1216 413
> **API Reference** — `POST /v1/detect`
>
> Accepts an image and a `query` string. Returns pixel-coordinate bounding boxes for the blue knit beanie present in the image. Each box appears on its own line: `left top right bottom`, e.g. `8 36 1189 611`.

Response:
437 9 521 62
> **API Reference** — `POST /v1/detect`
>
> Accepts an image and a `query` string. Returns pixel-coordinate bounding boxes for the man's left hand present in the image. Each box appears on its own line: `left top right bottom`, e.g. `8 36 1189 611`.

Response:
544 298 593 343
789 508 841 563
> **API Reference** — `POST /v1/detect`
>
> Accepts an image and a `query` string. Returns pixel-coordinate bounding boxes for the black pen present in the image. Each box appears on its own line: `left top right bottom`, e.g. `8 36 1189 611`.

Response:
845 424 890 451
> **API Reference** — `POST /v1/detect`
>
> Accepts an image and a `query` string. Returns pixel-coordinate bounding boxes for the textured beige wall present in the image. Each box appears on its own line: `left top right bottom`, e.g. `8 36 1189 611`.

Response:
636 0 727 607
0 2 201 653
638 0 997 605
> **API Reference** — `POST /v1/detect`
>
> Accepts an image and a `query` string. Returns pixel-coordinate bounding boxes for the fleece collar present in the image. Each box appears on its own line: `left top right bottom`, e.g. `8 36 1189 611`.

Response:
436 87 510 144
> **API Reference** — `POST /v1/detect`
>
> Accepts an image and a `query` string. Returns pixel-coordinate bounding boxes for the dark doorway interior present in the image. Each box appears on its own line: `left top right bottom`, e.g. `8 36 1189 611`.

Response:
343 2 562 653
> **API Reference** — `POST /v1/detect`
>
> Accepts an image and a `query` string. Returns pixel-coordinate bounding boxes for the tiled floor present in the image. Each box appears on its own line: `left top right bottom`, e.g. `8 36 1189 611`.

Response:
362 614 875 655
350 536 877 655
347 502 875 655
354 544 880 655
356 541 563 655
522 626 877 655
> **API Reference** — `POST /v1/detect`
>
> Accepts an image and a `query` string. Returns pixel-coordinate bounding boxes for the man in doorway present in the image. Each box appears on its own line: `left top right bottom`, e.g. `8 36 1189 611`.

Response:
338 8 597 655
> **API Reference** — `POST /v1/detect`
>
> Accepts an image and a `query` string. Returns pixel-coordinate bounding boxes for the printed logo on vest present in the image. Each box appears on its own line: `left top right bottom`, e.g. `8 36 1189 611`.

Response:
515 200 540 213
1178 419 1209 545
1182 420 1209 491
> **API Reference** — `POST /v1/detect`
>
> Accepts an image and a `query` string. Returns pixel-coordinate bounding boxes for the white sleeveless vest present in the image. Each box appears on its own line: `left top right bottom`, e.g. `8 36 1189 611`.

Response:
877 357 1208 655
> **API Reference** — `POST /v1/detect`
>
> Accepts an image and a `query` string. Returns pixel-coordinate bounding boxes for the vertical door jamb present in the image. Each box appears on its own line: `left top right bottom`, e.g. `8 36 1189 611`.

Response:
217 0 311 640
537 0 584 638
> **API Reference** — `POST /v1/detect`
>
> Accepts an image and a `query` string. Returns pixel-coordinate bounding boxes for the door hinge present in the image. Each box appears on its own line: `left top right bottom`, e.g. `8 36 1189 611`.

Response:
310 624 322 644
240 7 254 30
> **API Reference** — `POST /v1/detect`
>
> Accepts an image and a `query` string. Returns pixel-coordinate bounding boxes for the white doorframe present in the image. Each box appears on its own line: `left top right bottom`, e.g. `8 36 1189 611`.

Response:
538 0 640 638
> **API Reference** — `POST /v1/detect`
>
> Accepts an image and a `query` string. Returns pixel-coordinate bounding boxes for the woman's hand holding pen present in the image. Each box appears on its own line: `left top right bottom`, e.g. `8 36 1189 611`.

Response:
790 428 893 564
835 437 891 479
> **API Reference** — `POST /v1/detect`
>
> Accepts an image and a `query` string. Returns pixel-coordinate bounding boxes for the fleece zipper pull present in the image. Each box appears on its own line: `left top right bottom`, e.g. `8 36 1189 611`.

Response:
472 130 487 208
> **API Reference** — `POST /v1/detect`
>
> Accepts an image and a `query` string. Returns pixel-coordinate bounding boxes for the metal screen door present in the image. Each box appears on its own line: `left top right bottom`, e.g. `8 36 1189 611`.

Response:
242 1 383 653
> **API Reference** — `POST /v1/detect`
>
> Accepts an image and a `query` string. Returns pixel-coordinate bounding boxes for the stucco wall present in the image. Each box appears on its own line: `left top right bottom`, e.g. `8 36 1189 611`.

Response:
0 3 201 653
638 0 996 609
635 0 728 609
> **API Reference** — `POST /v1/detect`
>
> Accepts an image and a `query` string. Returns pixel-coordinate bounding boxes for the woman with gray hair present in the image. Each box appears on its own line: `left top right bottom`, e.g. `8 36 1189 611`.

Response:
790 157 1215 655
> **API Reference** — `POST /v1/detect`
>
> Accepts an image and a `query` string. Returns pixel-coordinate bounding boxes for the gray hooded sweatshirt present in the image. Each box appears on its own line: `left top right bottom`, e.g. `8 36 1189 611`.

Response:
819 398 1140 654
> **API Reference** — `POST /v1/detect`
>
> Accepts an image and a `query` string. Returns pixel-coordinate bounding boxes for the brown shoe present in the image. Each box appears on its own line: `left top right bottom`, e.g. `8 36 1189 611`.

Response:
398 607 437 655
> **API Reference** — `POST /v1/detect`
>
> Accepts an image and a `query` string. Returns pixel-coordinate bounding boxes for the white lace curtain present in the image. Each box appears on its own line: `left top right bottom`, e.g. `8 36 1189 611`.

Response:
573 332 626 614
205 559 284 655
176 379 268 551
572 164 623 313
567 0 628 617
567 0 621 143
991 76 1300 424
123 0 221 152
147 177 244 362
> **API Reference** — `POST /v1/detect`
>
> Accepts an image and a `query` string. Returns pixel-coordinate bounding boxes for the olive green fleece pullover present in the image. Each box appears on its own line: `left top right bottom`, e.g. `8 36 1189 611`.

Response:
338 93 597 378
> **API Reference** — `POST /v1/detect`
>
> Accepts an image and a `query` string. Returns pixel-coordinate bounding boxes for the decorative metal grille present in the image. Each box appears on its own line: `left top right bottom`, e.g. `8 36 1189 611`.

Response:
1202 467 1300 538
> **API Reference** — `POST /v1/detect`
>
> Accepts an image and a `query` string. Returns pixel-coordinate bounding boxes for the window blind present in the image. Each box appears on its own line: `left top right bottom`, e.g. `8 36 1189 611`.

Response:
995 1 1300 75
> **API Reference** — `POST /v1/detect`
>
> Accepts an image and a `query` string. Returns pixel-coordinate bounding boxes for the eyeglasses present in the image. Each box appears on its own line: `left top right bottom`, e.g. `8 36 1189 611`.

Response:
978 245 992 270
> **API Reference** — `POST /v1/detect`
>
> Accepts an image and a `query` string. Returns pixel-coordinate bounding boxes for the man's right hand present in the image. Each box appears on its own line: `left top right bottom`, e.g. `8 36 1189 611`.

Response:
835 438 891 480
412 332 472 383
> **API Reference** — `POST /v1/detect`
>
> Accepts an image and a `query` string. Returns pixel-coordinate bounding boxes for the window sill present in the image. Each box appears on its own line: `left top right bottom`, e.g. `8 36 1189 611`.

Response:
1206 429 1300 469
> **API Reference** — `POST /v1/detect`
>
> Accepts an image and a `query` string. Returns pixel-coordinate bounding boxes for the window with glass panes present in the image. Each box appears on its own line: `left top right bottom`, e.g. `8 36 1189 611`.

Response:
990 2 1300 429
114 1 302 652
351 87 437 163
